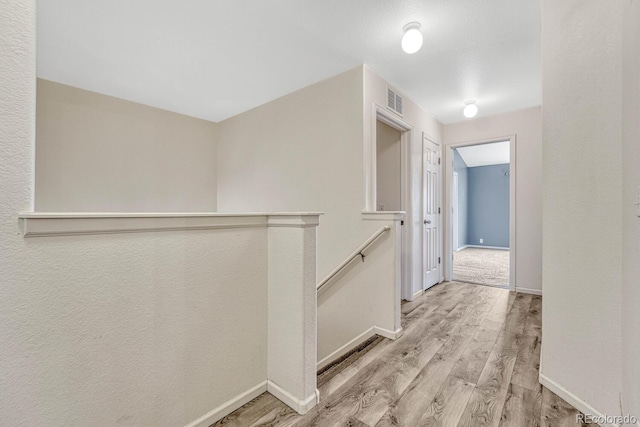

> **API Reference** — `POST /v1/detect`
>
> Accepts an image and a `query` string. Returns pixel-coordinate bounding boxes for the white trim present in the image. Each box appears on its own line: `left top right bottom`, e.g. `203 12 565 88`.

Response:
367 104 413 212
409 289 424 301
463 244 510 250
444 135 517 292
539 373 620 427
369 105 414 302
453 171 459 252
509 136 517 291
316 325 403 371
18 212 322 218
374 326 404 339
515 287 542 296
19 212 322 237
317 327 377 371
184 381 267 427
267 214 321 228
361 211 405 221
266 380 318 415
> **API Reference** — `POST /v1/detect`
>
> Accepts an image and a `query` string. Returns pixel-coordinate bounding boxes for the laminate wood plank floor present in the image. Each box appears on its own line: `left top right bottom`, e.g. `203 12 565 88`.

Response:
211 281 595 427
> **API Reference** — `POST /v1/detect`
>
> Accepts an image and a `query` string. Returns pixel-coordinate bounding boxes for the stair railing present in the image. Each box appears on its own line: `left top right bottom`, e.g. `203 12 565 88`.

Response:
316 225 390 296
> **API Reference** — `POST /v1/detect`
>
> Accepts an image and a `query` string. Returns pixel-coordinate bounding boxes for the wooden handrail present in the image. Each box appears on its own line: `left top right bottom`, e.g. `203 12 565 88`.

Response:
316 226 390 295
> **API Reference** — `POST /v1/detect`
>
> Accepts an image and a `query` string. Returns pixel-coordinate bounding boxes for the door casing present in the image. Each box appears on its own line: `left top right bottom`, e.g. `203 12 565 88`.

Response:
453 171 459 252
443 135 517 291
369 104 413 301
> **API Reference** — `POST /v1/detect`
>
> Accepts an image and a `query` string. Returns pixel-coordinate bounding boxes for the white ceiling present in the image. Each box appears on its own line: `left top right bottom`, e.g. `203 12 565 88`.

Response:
36 0 540 124
456 141 510 167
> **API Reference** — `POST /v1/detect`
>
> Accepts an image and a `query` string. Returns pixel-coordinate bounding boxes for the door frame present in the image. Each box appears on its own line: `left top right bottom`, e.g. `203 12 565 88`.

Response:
422 133 444 291
453 171 459 251
444 135 517 291
369 104 413 301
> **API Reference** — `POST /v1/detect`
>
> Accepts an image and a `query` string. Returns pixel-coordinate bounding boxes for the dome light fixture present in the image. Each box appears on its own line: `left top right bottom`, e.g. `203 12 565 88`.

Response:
463 100 478 118
401 22 423 54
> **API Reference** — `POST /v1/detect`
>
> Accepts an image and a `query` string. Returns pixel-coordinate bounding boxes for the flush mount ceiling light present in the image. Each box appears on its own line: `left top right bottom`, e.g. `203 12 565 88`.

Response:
463 100 478 118
401 22 423 54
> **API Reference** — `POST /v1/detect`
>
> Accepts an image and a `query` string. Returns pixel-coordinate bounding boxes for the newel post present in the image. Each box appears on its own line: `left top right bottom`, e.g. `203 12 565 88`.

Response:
266 214 320 414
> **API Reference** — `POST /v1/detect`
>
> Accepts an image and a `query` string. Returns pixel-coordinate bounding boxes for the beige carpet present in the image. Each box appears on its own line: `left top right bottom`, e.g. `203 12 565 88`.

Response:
453 247 509 288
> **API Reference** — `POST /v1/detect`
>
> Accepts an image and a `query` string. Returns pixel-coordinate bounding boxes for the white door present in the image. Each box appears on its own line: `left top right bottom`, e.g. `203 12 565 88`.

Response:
423 135 441 290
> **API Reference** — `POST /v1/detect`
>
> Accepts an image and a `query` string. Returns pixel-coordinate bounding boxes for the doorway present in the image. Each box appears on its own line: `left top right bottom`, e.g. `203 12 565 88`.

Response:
376 121 402 212
445 137 516 291
371 106 412 301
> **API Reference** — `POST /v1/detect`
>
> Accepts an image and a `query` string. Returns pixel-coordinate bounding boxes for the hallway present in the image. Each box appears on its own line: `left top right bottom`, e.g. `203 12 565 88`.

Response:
212 282 589 426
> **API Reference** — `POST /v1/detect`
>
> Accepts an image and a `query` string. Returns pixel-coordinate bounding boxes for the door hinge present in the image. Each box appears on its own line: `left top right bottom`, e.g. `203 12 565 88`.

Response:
438 257 441 264
401 220 404 226
438 207 441 214
438 157 441 165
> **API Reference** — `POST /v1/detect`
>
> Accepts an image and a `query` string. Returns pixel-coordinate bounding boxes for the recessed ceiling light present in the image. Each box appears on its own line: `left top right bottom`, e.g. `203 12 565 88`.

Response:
463 101 478 118
401 22 423 54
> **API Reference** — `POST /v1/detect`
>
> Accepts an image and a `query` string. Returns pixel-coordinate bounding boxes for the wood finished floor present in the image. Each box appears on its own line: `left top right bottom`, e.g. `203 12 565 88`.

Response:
212 281 594 427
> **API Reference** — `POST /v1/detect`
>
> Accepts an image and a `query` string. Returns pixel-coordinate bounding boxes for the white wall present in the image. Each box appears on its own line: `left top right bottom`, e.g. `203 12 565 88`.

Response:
444 107 542 293
363 67 444 298
217 67 364 278
216 67 367 362
622 0 640 419
376 120 401 211
317 213 402 366
1 5 320 425
216 67 401 363
36 79 217 212
540 0 623 418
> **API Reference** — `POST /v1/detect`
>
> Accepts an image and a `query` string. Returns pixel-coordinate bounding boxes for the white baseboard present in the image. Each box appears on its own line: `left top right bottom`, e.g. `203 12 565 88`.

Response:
316 325 403 371
464 245 510 250
317 327 377 371
539 373 620 427
515 287 542 296
266 380 318 415
374 326 404 339
456 245 470 251
185 381 267 427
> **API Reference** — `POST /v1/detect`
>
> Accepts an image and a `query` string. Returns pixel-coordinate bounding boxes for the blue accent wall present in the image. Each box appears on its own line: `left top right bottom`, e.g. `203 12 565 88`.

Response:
467 164 510 248
453 150 468 249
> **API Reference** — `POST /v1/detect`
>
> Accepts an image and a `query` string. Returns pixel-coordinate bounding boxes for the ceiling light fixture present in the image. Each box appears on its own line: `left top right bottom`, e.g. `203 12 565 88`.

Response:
401 22 423 54
463 100 478 118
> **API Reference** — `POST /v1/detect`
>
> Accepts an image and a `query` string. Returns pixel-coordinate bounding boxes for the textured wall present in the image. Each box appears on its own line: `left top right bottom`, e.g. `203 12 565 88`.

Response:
217 68 371 363
216 67 401 363
1 3 270 425
216 67 364 279
541 0 622 416
622 0 640 419
36 79 217 212
364 66 445 298
467 164 510 248
444 107 542 291
317 216 400 361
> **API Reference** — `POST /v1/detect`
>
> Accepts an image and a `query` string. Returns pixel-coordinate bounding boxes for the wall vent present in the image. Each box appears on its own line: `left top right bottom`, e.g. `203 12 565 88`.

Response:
387 87 404 116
